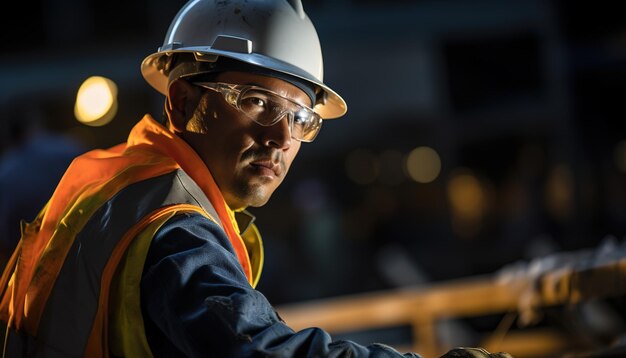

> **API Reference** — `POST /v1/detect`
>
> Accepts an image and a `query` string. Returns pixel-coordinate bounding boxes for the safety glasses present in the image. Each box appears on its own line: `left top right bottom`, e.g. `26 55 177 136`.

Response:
193 82 322 142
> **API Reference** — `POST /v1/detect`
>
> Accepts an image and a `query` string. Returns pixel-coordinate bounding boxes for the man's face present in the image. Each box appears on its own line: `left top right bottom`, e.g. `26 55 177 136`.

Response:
178 71 310 210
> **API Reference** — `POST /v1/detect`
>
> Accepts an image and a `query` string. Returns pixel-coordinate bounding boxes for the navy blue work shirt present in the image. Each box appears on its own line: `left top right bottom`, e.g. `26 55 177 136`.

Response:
141 213 420 357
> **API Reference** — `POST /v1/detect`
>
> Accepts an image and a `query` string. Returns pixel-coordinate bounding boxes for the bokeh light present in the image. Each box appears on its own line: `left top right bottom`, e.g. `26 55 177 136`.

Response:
405 146 442 183
74 76 118 127
544 163 574 221
447 170 487 238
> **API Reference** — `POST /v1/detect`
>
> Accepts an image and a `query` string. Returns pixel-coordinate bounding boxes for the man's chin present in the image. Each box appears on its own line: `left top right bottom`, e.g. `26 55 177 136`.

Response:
244 190 273 208
228 183 275 209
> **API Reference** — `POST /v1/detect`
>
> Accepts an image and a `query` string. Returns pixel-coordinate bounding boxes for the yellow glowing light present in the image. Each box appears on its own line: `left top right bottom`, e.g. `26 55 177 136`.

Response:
447 172 485 220
544 164 573 220
446 170 488 238
345 149 379 185
74 76 118 127
405 146 441 183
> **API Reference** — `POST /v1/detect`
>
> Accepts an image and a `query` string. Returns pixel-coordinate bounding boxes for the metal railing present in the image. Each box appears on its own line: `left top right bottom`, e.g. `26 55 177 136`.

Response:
276 245 626 358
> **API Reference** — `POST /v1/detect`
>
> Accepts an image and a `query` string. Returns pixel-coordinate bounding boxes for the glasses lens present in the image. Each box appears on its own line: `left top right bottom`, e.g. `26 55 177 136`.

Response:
238 89 286 126
292 110 322 142
238 88 322 141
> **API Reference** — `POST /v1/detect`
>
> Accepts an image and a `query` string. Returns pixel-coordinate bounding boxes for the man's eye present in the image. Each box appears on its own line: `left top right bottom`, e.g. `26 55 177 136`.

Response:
241 95 270 113
293 112 309 125
249 97 266 108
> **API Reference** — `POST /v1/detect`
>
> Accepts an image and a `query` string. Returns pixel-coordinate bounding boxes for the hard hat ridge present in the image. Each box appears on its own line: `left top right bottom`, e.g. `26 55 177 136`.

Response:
286 0 306 19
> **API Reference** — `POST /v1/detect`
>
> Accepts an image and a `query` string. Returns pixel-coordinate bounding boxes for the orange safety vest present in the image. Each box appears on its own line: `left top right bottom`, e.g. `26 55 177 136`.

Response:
0 115 263 357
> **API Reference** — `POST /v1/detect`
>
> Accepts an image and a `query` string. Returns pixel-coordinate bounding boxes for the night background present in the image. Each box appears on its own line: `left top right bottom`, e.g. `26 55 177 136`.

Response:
1 1 625 356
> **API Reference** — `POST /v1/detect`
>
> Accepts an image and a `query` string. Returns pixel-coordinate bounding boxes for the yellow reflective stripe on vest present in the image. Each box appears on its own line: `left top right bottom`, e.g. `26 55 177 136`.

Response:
241 223 264 288
109 206 216 357
108 210 264 356
109 212 170 358
85 204 213 357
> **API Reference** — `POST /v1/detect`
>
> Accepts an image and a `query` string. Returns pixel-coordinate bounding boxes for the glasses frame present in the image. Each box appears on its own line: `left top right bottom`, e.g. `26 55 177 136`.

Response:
192 81 322 142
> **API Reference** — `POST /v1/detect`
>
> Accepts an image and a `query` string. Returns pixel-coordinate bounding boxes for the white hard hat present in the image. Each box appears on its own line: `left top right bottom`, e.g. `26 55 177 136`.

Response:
141 0 347 119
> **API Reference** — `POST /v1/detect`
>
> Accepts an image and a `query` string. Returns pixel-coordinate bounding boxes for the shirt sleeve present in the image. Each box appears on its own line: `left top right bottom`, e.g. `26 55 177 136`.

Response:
141 213 421 358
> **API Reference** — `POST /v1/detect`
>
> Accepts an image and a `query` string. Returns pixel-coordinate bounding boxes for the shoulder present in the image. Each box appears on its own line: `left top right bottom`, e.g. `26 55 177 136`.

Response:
143 211 252 292
151 212 232 255
145 212 246 278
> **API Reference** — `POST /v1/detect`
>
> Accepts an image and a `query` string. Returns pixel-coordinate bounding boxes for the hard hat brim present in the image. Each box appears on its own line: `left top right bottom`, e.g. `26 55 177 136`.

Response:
141 49 347 119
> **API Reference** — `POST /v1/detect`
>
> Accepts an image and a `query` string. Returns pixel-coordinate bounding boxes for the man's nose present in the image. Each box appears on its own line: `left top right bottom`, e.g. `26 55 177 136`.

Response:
261 115 292 150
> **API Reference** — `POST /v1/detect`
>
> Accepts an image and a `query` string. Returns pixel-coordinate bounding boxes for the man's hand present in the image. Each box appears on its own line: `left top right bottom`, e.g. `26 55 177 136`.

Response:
439 347 513 358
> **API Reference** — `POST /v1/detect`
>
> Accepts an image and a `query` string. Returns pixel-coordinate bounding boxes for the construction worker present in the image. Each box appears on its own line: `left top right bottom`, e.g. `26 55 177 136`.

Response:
0 1 512 357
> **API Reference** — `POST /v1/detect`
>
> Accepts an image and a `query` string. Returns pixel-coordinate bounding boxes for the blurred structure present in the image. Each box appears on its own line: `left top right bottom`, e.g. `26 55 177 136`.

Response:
277 238 626 358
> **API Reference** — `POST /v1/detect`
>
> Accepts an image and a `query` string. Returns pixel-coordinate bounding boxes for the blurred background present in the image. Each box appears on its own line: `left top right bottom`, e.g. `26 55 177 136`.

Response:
1 0 625 356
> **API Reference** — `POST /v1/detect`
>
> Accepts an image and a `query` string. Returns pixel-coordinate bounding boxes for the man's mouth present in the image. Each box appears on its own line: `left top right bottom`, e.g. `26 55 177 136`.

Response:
249 160 282 177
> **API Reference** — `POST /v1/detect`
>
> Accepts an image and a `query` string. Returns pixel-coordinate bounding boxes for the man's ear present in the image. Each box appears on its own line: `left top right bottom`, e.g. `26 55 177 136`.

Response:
166 79 198 133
